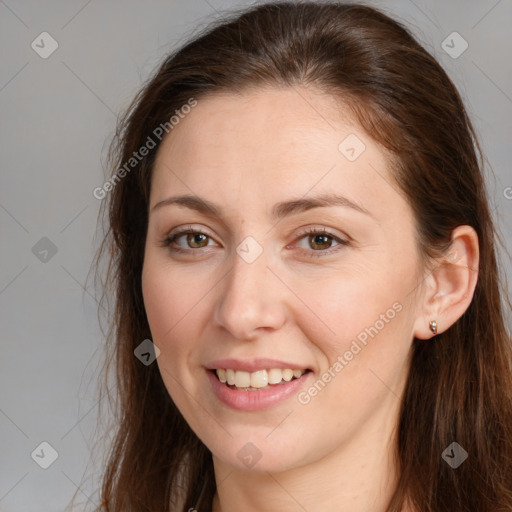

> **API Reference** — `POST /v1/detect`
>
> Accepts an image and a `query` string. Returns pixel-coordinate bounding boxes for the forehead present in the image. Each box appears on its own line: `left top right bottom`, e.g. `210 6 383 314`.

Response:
150 86 398 214
155 87 356 165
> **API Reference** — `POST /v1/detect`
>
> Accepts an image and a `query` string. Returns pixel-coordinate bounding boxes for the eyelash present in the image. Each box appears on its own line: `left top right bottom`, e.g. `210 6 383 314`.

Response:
160 225 350 258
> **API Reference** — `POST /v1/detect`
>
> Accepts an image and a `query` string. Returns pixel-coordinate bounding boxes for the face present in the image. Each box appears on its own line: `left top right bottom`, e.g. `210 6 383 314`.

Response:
142 86 426 474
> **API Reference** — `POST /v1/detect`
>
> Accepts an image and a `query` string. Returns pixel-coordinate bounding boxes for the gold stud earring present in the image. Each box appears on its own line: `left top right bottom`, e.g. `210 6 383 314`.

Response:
429 320 438 335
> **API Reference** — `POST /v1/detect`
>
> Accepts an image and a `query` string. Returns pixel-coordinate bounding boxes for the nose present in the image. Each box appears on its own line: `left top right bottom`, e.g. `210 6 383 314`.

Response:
212 246 287 341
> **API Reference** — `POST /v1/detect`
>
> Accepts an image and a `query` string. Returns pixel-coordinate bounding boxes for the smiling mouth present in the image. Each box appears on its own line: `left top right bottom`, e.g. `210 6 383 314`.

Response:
213 368 310 391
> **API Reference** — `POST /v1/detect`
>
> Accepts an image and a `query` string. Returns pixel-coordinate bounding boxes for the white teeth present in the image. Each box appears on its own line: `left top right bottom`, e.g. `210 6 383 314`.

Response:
234 371 251 388
217 368 227 383
250 370 268 388
215 368 306 389
268 368 283 384
226 369 236 385
282 369 293 382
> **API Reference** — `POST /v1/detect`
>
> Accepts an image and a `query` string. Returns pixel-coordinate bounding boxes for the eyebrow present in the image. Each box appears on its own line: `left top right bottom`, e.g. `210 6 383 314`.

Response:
150 192 372 219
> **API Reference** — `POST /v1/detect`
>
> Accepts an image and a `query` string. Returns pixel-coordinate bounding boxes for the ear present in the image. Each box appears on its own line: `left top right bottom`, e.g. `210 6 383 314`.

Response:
413 225 479 340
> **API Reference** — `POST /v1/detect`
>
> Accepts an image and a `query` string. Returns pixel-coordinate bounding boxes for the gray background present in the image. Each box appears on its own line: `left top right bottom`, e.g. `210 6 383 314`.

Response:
1 0 511 510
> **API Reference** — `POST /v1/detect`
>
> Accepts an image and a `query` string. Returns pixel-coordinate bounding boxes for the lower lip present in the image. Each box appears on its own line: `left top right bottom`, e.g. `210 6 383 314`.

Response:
207 370 311 411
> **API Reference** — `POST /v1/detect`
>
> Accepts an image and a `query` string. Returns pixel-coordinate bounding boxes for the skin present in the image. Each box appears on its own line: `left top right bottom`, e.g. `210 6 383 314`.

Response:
141 86 479 512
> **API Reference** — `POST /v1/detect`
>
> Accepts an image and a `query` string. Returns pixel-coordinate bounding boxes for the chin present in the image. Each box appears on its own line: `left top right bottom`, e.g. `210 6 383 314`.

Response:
206 429 315 474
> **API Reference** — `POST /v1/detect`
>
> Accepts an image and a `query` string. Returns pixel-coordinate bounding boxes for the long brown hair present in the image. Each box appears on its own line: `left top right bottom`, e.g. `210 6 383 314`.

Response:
91 2 512 510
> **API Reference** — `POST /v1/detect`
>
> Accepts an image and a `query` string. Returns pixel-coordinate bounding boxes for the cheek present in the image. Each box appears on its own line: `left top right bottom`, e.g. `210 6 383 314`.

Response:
290 260 411 356
141 264 203 413
142 256 208 337
293 270 412 425
142 268 175 340
141 261 200 370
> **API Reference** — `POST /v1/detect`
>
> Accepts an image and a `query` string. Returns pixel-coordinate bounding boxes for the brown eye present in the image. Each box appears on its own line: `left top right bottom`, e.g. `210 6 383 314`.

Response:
186 232 209 248
308 233 333 250
294 227 349 258
161 229 216 252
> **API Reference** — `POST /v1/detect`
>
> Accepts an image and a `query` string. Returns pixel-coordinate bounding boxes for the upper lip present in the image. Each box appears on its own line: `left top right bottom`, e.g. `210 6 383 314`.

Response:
205 358 311 372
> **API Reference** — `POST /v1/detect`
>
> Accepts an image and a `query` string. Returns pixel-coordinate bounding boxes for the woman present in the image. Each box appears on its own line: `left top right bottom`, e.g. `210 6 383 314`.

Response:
93 2 512 511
